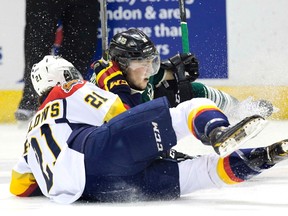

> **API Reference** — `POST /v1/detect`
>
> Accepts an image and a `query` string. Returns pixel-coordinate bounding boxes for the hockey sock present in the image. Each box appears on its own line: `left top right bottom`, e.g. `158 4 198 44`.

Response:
217 148 274 185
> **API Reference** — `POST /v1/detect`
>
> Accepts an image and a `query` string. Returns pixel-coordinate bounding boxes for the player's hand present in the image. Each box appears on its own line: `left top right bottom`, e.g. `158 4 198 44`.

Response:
179 53 199 80
90 60 130 92
161 52 199 82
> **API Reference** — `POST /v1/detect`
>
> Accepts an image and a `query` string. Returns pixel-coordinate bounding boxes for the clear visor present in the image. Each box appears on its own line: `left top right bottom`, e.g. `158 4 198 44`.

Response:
127 54 160 77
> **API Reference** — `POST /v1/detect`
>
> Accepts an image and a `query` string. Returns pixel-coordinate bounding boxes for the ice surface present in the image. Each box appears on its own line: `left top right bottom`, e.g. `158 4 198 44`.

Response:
1 121 288 214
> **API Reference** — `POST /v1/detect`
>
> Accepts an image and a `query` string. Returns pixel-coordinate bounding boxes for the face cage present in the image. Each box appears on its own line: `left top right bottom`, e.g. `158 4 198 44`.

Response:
63 67 83 82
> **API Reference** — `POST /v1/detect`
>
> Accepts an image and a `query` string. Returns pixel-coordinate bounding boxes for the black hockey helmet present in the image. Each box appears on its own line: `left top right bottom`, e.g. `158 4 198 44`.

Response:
109 28 160 75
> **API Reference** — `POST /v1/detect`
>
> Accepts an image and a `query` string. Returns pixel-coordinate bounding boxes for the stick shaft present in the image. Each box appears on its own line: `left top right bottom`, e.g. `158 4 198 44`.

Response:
100 0 109 61
178 0 190 53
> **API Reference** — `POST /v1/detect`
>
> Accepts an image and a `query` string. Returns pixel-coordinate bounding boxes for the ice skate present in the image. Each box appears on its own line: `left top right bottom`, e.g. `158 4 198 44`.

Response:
209 115 267 157
14 109 35 121
14 109 36 128
266 139 288 164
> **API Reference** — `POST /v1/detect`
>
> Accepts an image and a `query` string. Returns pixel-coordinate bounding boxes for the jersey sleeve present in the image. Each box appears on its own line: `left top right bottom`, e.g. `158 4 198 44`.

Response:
141 68 166 103
150 68 166 87
10 154 43 197
92 61 143 108
191 82 239 112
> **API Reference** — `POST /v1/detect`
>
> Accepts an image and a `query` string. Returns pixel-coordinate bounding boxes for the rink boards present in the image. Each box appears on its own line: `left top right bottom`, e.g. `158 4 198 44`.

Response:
1 86 287 123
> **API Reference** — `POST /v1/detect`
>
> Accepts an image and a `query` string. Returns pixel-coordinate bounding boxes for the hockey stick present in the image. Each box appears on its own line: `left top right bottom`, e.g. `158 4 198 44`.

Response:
100 0 109 62
178 0 190 53
176 0 195 101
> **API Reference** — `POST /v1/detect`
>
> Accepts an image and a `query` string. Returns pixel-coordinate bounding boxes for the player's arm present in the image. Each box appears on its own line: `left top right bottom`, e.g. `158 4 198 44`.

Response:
10 140 43 197
161 53 239 112
160 53 238 112
191 82 239 112
192 82 275 120
151 53 199 106
156 53 275 118
10 168 43 197
91 60 130 92
90 60 142 108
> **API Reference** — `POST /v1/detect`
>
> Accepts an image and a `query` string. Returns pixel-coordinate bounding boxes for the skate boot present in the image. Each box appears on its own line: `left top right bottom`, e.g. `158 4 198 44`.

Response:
14 109 36 128
14 109 35 121
209 115 267 157
266 139 288 164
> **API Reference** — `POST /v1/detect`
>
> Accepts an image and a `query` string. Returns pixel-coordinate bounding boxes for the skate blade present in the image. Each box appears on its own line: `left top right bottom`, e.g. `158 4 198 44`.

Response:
218 117 268 157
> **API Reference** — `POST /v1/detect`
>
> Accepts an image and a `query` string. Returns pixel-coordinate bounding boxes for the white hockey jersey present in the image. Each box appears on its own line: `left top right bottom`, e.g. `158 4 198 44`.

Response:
10 80 127 204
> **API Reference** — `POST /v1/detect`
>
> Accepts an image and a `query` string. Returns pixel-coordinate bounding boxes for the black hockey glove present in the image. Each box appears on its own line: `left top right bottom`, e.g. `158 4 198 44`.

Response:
161 52 199 83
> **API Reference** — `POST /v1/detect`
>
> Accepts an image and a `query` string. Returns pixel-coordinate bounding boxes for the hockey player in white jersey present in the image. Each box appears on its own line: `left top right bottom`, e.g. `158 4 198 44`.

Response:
10 55 288 204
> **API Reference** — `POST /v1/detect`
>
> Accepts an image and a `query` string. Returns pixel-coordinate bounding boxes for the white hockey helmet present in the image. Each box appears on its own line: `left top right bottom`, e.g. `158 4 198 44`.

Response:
31 55 83 96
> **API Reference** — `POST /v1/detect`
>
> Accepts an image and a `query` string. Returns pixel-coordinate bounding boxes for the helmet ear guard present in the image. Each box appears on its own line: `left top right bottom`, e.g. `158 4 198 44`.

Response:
31 55 83 96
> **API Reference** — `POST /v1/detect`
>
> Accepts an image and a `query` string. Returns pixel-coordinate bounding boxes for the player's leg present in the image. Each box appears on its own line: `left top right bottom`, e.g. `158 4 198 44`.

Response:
72 96 231 175
217 139 288 184
15 0 60 121
81 159 181 202
179 139 288 195
60 0 100 77
69 96 177 176
70 96 265 176
81 139 288 201
170 97 267 156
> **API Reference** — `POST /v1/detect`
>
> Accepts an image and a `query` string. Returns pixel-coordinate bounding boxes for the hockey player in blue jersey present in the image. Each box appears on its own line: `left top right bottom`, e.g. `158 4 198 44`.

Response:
10 55 288 204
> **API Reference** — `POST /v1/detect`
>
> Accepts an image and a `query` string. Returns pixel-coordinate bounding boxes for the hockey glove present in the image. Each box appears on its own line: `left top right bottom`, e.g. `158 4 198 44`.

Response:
90 60 130 94
161 52 199 83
